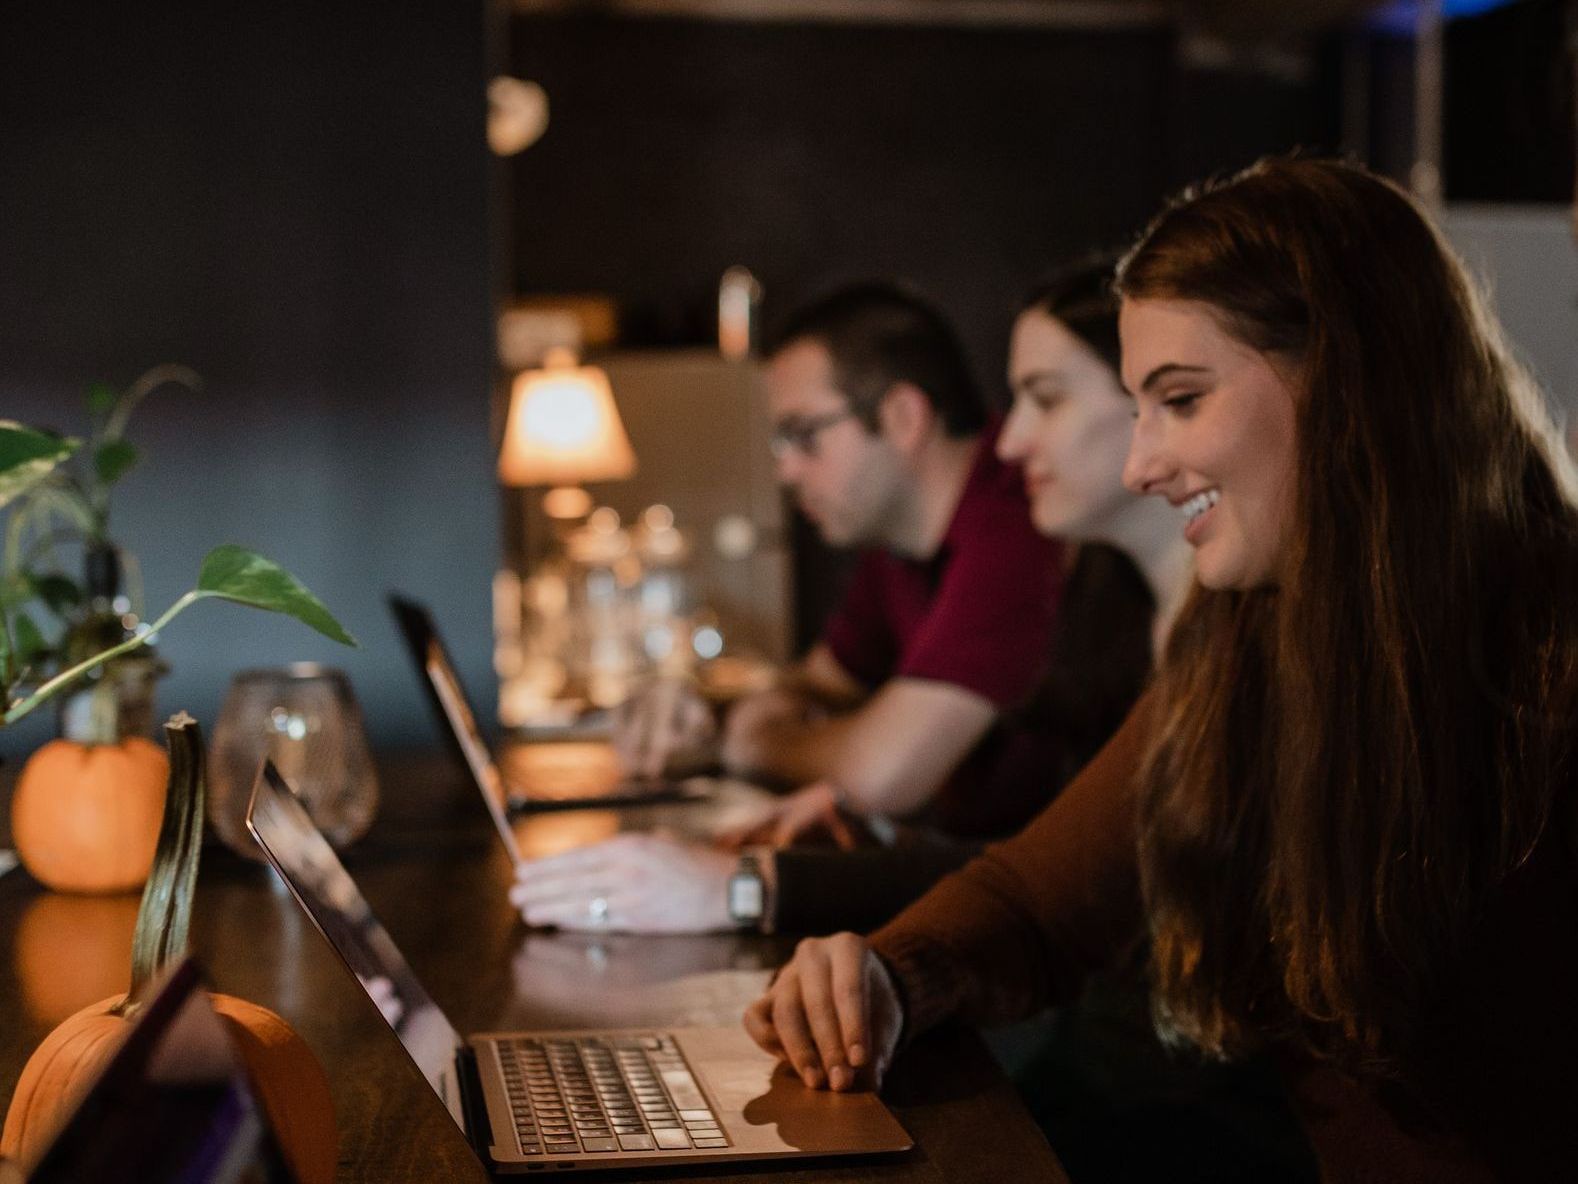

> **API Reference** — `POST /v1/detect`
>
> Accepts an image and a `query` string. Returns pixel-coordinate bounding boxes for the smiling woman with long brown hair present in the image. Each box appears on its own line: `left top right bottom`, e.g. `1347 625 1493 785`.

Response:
744 156 1578 1181
1126 157 1578 1080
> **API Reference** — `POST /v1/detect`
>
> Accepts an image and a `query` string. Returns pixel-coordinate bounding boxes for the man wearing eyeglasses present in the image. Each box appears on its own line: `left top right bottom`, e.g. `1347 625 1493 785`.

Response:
623 282 1064 836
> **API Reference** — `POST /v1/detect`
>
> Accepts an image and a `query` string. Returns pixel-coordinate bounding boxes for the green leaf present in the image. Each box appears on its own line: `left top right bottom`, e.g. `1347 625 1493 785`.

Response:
12 611 47 664
0 575 31 611
195 545 357 647
87 382 118 419
29 573 83 615
0 423 78 510
94 439 140 485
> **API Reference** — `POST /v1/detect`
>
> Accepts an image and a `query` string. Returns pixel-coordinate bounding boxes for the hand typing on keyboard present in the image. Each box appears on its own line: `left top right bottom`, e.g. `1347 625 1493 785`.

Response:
510 832 736 933
742 932 903 1093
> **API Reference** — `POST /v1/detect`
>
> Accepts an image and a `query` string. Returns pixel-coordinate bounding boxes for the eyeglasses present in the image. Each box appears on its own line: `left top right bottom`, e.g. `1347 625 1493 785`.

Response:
769 409 859 460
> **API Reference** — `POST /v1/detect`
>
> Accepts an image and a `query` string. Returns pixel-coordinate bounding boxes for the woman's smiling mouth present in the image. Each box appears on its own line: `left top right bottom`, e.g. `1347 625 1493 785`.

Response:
1179 487 1220 543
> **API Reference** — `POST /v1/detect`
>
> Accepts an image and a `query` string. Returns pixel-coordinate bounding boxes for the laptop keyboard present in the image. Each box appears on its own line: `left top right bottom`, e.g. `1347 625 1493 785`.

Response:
496 1034 731 1156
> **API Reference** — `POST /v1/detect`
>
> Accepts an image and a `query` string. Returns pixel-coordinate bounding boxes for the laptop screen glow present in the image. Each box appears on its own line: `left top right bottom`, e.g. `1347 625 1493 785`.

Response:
388 595 523 866
424 641 524 866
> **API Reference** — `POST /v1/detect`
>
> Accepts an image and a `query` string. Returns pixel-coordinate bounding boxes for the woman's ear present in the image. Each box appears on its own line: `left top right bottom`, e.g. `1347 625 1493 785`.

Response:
875 382 936 457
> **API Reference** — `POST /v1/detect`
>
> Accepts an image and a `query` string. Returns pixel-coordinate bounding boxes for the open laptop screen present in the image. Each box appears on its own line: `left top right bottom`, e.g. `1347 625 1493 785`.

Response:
245 761 469 1131
388 594 522 864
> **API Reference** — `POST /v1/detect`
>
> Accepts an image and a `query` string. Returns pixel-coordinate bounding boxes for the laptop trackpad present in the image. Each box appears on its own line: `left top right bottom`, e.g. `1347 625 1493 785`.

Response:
675 1027 912 1156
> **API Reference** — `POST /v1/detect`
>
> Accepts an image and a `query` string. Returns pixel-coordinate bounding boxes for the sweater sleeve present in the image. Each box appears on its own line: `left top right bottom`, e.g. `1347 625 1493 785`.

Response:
769 837 983 936
868 690 1153 1036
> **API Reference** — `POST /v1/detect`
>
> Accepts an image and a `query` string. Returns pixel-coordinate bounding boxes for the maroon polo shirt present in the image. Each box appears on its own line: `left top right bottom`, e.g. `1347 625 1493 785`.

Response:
820 428 1064 837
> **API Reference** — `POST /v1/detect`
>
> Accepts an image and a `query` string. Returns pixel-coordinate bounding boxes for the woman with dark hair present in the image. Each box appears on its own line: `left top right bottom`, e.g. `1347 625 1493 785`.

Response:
747 156 1578 1181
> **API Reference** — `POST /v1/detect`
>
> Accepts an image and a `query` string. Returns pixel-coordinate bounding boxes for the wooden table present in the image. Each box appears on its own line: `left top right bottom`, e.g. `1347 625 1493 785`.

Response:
0 749 1067 1182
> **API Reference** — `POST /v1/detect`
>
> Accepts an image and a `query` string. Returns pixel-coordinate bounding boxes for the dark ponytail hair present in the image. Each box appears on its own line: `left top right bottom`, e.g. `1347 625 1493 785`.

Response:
1019 251 1123 374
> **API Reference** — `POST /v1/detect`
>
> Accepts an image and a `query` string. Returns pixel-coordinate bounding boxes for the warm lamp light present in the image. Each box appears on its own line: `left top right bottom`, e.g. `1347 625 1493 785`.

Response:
498 350 636 519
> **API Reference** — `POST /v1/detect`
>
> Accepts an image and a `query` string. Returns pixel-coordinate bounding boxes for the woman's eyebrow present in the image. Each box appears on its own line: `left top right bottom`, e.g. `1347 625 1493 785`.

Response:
1011 368 1069 393
1139 362 1211 392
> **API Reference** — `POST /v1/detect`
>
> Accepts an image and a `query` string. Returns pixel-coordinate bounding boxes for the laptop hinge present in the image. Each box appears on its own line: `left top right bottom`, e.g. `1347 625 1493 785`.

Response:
456 1044 498 1164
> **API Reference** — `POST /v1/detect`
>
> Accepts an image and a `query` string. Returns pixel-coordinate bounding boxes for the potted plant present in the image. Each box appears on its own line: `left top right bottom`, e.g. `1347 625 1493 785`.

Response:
3 365 202 744
1 386 357 894
0 388 353 1178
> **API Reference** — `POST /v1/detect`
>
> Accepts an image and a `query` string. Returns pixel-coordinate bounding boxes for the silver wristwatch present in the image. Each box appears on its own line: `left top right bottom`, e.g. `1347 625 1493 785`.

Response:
727 852 774 933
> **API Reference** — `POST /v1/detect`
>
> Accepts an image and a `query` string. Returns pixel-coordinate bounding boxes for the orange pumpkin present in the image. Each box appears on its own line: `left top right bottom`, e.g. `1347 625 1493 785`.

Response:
2 714 338 1179
0 992 338 1183
10 737 169 894
15 892 138 1026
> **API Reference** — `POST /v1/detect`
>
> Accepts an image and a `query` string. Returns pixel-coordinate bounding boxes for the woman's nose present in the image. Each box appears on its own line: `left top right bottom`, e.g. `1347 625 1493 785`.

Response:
996 400 1033 464
1122 412 1168 496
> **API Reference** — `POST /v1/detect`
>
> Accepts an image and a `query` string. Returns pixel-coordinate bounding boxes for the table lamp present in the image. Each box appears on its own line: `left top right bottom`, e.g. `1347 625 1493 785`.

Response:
498 347 637 522
496 348 637 724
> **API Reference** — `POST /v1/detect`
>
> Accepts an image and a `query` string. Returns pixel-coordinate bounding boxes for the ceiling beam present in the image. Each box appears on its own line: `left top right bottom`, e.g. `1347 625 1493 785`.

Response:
512 0 1170 32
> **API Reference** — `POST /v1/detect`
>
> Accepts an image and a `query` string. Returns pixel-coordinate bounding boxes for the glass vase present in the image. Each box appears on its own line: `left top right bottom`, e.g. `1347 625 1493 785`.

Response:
208 664 378 859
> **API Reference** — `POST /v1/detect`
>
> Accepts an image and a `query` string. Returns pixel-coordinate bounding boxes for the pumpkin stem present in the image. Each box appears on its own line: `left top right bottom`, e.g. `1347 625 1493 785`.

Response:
118 711 205 1017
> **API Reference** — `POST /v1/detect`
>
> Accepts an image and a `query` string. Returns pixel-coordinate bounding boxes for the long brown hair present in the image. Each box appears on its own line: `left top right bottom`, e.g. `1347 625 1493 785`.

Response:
1116 157 1578 1082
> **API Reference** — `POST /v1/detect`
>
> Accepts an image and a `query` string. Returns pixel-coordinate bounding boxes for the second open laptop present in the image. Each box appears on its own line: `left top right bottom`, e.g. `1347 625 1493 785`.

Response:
388 593 708 815
244 760 912 1172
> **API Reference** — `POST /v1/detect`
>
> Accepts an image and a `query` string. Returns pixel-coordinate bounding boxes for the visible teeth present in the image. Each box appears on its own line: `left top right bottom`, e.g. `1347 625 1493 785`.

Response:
1181 489 1220 522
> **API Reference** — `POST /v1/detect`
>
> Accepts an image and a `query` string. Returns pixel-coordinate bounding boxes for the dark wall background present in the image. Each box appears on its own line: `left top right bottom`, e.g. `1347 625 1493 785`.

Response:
509 13 1344 378
4 3 1560 751
1445 0 1577 201
0 3 496 760
507 12 1342 641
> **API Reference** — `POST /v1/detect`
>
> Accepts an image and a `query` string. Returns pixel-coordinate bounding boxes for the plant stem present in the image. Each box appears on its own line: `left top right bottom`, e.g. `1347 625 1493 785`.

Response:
104 364 201 444
4 480 96 578
2 590 201 726
20 525 88 570
119 712 205 1016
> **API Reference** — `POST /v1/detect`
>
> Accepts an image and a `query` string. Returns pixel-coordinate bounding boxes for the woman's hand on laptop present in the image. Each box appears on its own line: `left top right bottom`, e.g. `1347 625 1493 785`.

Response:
743 933 903 1094
509 832 735 933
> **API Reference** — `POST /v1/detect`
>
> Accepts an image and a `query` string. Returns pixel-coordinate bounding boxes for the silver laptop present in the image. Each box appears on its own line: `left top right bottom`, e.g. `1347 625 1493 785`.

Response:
387 593 708 814
245 762 912 1172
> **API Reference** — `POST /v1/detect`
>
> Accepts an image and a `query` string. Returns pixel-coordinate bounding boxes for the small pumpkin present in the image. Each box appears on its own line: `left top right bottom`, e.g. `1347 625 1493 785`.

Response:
10 736 169 894
0 992 338 1183
15 892 138 1026
0 714 339 1182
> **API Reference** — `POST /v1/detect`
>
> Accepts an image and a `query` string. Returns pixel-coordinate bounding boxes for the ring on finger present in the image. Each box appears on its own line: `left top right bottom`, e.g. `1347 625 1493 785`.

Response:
587 895 611 926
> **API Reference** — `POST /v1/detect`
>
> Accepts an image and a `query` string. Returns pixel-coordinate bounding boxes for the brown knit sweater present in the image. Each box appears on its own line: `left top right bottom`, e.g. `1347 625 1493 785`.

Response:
870 694 1578 1182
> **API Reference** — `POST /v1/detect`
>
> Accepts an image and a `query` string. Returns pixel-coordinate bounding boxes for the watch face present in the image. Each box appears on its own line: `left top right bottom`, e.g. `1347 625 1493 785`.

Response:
729 873 765 921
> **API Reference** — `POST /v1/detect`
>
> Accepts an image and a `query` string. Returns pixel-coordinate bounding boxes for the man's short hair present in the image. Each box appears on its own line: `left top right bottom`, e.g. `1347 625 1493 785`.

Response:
768 282 987 439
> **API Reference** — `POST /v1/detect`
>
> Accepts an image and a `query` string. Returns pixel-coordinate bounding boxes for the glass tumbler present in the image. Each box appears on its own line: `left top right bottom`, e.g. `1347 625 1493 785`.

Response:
208 664 379 858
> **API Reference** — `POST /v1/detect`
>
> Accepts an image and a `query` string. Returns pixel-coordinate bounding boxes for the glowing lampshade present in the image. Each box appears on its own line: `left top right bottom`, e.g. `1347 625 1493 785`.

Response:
498 352 637 490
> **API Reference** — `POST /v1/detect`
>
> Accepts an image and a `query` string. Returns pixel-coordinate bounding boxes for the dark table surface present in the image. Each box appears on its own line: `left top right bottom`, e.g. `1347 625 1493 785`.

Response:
0 747 1067 1182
